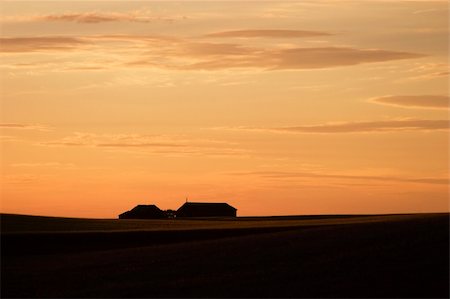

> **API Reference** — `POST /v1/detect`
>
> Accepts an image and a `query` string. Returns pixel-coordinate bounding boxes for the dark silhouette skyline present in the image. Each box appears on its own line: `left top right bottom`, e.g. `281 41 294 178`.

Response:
119 202 238 219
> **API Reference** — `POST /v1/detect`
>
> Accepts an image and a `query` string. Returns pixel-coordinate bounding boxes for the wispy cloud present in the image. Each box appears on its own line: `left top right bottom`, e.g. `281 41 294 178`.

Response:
434 71 449 77
132 46 425 71
1 32 426 71
2 174 40 185
370 95 449 110
0 135 19 142
0 123 50 131
88 34 179 42
0 37 90 53
42 133 188 148
204 29 331 38
399 63 449 82
40 133 249 158
176 42 259 57
232 171 449 186
96 143 187 148
11 162 77 169
274 119 450 133
1 11 185 24
220 119 450 134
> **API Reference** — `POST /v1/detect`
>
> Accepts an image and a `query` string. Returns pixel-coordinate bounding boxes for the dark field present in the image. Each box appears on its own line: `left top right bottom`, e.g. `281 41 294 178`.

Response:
1 213 449 298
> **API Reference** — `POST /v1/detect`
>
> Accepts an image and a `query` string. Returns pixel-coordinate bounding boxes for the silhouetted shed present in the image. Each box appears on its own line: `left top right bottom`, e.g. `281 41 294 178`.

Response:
176 202 237 218
119 205 166 219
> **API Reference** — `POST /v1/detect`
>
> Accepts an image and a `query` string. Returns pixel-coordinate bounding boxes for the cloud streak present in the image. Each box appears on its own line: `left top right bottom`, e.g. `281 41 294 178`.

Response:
11 162 77 169
41 133 249 157
0 37 90 53
370 95 449 110
1 33 426 71
273 119 450 133
0 123 49 131
131 46 425 71
234 171 449 186
42 133 188 148
2 11 184 24
0 35 175 54
204 29 331 38
222 119 450 134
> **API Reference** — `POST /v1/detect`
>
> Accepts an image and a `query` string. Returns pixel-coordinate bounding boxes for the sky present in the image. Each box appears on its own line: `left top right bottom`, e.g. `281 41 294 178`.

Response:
0 0 448 218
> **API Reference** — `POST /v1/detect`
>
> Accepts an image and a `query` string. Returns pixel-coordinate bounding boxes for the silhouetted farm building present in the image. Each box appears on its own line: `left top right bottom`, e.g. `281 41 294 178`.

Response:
119 205 166 219
119 202 237 219
177 202 237 218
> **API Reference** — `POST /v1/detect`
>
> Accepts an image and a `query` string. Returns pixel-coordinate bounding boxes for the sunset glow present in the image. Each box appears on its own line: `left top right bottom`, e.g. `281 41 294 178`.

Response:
1 1 448 218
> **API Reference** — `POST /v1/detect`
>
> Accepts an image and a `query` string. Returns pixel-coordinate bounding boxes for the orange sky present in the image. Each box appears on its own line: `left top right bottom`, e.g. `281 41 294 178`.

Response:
1 1 448 218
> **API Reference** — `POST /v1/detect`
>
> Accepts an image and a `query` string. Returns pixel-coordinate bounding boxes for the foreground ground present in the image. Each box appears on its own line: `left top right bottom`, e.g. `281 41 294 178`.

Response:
1 213 449 298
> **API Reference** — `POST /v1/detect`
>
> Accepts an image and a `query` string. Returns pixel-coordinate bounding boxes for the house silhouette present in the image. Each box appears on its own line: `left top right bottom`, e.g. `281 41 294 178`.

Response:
176 202 237 218
118 202 237 219
118 205 166 219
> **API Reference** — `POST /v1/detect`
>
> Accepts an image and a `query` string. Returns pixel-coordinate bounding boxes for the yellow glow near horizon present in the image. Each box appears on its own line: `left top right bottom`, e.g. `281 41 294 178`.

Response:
0 1 448 218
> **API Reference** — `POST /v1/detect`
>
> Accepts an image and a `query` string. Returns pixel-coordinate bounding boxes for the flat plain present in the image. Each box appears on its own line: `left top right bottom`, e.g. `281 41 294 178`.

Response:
1 213 449 298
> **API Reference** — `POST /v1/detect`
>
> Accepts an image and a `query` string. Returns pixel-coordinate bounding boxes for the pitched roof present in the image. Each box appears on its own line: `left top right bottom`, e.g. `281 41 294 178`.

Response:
119 204 165 218
130 204 161 212
177 202 237 210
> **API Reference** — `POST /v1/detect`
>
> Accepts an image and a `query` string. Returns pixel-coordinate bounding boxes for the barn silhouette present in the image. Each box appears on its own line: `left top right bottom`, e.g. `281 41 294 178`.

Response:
119 205 166 219
177 202 237 218
118 202 237 219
